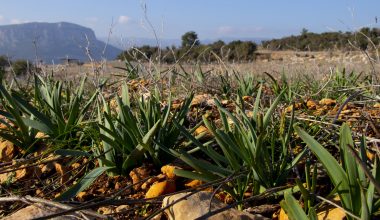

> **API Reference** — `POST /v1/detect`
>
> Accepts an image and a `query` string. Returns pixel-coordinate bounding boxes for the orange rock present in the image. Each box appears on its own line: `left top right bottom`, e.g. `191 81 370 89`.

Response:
317 207 345 220
215 192 233 204
0 140 16 162
15 166 41 182
35 132 49 139
194 125 213 139
367 151 376 161
313 106 329 116
319 98 336 106
242 96 253 102
221 100 229 106
0 173 11 184
98 206 113 215
76 191 88 202
35 189 44 197
145 180 176 199
114 182 121 190
194 125 207 135
127 79 140 90
285 103 302 113
13 160 41 182
141 176 160 190
339 109 352 115
129 165 151 190
278 208 289 220
191 94 210 107
242 111 253 118
171 102 183 110
96 187 107 194
54 162 69 185
292 145 303 155
161 165 180 179
109 99 118 110
206 99 216 107
71 162 81 169
306 100 318 110
285 106 293 113
0 123 7 130
184 179 203 188
41 162 55 174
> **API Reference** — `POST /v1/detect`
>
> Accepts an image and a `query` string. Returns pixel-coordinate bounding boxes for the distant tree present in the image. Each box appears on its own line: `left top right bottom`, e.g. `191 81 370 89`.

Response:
207 40 226 61
116 32 257 63
262 27 379 51
210 40 225 52
0 56 9 81
12 60 32 76
181 31 200 48
136 45 159 60
227 40 257 61
301 28 309 36
0 56 9 68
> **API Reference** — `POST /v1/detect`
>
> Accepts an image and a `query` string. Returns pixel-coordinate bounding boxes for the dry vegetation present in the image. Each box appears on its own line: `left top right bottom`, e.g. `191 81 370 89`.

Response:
0 49 379 219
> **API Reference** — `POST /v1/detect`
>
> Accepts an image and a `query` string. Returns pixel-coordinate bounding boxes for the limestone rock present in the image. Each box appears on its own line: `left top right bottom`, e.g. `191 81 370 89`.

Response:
162 191 269 220
115 205 130 213
35 132 49 139
3 204 79 220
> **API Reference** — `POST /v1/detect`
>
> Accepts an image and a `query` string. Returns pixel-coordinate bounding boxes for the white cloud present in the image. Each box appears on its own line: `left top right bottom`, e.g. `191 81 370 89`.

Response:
118 15 130 24
217 26 234 35
0 15 4 23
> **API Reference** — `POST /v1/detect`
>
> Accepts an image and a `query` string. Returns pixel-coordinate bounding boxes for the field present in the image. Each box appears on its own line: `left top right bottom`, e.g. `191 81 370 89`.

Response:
0 49 380 219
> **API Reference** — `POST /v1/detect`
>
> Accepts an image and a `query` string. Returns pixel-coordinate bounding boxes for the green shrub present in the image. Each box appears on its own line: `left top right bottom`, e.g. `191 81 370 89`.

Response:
170 88 305 206
0 56 9 81
12 60 32 76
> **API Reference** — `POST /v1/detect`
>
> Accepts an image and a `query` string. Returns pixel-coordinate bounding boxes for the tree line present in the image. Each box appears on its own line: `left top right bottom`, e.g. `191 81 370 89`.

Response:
117 31 258 63
0 56 34 80
262 27 380 51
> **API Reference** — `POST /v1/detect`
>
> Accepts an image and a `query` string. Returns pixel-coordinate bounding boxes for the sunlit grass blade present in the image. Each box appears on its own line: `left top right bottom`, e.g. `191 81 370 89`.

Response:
280 191 309 220
55 166 113 201
294 125 351 212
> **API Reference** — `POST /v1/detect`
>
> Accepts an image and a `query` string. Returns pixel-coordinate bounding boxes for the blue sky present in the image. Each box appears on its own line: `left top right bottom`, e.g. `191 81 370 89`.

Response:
0 0 378 41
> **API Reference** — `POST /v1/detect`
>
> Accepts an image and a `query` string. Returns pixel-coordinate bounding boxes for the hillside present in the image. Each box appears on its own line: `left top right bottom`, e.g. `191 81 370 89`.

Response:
0 22 122 63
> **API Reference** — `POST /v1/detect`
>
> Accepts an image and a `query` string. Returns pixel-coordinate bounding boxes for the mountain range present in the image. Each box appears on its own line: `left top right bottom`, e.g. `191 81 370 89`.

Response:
0 22 122 63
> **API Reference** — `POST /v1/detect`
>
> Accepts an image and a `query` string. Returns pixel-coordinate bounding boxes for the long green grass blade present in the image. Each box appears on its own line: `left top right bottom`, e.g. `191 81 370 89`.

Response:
294 125 351 211
55 166 113 201
280 191 308 220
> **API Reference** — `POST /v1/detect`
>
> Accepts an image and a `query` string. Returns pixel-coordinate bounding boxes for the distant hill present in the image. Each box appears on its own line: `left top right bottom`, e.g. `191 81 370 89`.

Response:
0 22 122 63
